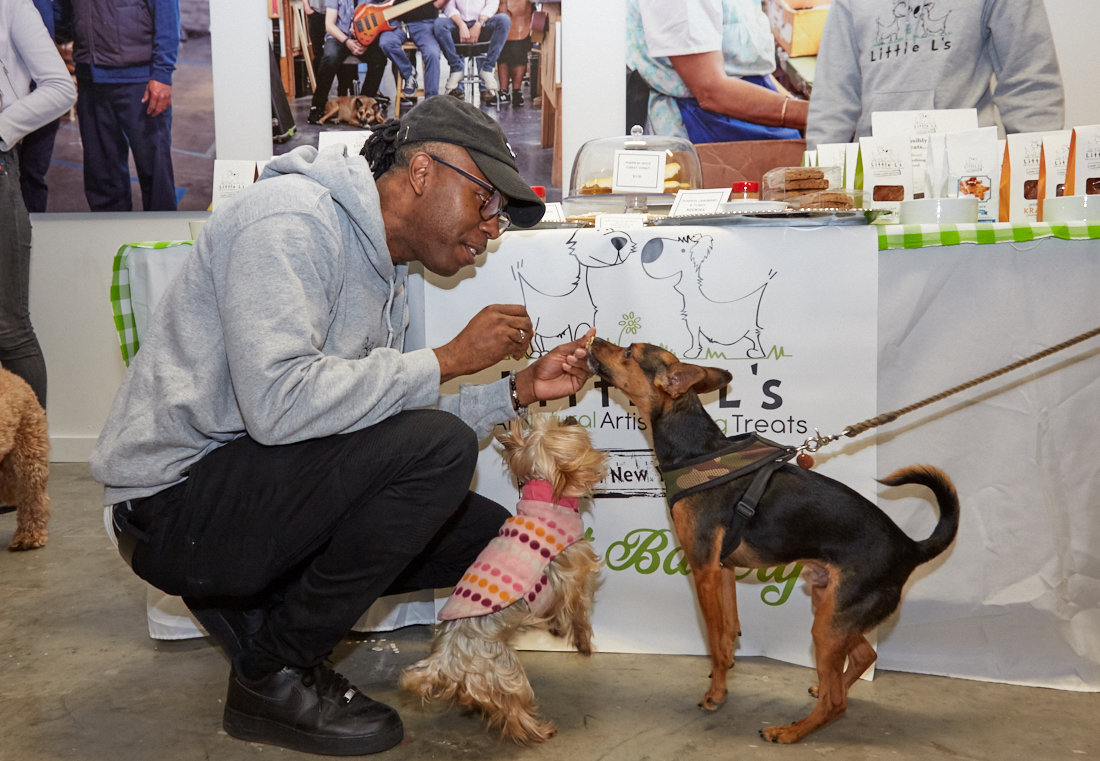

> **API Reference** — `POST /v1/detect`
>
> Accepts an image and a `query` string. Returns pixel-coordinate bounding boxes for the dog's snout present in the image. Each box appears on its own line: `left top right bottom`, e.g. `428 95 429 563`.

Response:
641 238 663 264
611 236 627 251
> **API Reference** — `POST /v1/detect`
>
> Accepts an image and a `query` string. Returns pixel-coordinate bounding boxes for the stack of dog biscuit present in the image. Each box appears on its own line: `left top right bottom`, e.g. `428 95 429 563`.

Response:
762 167 855 210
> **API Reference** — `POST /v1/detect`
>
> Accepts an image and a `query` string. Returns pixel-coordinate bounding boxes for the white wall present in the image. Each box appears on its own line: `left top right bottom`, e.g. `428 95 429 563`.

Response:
1044 0 1100 129
30 213 209 461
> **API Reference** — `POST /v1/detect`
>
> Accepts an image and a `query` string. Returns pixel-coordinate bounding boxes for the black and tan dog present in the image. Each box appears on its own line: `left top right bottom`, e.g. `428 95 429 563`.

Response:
586 338 959 744
318 95 385 127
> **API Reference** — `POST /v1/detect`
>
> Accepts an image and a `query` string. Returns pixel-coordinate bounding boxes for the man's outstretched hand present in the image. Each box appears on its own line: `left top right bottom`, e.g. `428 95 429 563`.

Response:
514 328 596 406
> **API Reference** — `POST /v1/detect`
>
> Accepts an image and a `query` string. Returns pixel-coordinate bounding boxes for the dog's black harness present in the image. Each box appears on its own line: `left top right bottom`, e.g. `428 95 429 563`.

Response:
659 433 796 558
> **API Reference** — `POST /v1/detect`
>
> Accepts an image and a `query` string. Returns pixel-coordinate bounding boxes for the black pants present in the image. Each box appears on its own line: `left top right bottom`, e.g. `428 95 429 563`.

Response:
310 38 388 111
124 409 509 670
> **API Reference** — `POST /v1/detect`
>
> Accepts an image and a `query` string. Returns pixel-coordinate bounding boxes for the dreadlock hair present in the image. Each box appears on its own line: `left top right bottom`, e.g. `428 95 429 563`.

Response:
361 118 450 181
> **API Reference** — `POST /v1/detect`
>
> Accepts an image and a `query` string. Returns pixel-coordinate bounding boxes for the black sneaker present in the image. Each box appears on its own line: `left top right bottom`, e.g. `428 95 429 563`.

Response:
512 89 524 107
307 107 323 125
480 90 498 107
223 663 403 755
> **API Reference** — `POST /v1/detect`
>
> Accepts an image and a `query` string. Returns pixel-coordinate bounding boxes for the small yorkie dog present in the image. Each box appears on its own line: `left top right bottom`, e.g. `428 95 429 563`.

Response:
402 414 608 743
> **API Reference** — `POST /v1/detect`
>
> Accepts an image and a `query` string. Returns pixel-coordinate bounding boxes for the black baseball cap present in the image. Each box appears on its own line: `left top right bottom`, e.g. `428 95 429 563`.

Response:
394 96 546 228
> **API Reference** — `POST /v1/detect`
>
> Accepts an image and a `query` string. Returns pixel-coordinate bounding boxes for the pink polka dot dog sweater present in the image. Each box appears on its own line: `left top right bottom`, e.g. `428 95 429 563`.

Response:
439 480 584 620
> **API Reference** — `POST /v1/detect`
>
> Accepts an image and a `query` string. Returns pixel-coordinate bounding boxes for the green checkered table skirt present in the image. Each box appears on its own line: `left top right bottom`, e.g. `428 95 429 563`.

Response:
878 221 1100 250
110 241 193 366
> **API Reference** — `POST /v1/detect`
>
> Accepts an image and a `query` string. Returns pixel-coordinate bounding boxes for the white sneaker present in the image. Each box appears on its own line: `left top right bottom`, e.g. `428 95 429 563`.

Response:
479 68 499 92
445 71 463 93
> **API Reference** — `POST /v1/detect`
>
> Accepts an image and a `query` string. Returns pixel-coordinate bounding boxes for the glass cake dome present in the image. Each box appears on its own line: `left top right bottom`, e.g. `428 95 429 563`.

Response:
564 126 703 217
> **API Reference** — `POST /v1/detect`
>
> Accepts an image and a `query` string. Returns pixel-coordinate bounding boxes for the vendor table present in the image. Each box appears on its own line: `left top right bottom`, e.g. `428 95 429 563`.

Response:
112 221 1100 691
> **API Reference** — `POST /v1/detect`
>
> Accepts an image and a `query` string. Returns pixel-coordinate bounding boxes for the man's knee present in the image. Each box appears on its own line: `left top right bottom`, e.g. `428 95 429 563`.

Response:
409 410 478 476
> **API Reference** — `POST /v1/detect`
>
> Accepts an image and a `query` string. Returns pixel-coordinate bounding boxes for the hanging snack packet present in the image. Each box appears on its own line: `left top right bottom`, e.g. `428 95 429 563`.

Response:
857 134 914 216
1065 124 1100 197
1037 130 1072 221
945 127 1000 222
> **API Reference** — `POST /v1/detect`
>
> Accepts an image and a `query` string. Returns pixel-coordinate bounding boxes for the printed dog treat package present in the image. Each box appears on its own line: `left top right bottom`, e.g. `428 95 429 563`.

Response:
1037 130 1072 221
844 143 861 189
857 135 914 216
944 127 1000 222
872 109 978 198
999 132 1050 223
815 143 849 176
1065 125 1100 197
923 132 948 200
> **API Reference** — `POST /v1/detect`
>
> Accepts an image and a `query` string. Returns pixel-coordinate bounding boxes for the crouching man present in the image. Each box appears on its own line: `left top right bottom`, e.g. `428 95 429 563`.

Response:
90 96 594 756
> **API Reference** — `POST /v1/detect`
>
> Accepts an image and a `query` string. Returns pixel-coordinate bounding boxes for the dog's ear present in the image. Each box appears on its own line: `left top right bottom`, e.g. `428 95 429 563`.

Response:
659 362 732 398
562 416 579 426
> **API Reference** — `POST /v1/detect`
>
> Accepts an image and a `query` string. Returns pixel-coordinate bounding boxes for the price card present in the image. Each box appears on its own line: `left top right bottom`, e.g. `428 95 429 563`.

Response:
595 213 648 231
317 130 371 157
612 149 666 194
211 160 259 210
541 202 565 222
668 188 731 217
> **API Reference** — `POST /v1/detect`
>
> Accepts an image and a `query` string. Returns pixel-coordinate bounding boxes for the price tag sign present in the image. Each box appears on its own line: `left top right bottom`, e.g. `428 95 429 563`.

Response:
541 202 565 222
668 188 731 217
596 213 648 231
612 149 666 194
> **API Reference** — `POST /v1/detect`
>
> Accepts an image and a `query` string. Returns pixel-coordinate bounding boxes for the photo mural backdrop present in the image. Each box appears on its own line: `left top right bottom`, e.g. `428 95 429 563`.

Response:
424 225 878 667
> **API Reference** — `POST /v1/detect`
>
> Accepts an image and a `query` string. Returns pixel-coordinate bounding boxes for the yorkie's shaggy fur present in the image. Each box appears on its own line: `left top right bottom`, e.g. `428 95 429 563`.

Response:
401 414 608 743
0 368 50 550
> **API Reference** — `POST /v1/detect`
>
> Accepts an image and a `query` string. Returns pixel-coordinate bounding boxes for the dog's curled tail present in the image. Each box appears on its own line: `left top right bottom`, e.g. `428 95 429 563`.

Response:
878 465 960 564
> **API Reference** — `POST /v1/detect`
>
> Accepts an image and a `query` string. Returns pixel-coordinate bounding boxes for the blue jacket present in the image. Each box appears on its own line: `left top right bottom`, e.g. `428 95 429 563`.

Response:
64 0 179 85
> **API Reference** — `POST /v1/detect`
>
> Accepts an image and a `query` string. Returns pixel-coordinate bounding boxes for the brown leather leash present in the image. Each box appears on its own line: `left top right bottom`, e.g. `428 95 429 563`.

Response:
798 325 1100 457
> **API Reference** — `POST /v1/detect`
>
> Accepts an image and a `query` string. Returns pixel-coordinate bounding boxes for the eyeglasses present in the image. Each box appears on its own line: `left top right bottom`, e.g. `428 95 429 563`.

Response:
430 156 511 233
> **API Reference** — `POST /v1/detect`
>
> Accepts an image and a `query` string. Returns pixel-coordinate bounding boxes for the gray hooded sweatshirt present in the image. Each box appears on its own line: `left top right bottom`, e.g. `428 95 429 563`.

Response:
806 0 1064 149
90 145 514 505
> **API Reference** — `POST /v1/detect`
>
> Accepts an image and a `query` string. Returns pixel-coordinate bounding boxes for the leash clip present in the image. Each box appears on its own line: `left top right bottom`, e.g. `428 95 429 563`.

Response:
798 428 840 454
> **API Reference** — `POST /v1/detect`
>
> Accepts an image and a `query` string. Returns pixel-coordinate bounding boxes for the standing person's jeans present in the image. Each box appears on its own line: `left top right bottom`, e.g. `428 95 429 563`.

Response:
434 14 510 82
378 20 442 97
76 79 177 212
0 148 47 409
113 409 510 672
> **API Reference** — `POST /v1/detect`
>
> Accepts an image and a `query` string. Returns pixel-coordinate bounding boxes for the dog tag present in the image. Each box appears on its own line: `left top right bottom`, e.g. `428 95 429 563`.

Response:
796 453 814 470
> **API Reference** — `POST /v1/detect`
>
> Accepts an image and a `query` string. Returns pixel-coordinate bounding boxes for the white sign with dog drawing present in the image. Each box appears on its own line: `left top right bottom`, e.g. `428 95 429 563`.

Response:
423 226 879 671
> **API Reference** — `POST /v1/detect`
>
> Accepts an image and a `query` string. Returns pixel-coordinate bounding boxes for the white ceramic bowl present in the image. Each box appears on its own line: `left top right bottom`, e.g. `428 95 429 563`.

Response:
1042 195 1100 223
720 199 789 213
899 197 980 225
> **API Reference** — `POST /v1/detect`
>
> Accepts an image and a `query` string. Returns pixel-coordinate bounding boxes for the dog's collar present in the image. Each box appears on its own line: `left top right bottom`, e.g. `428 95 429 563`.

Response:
660 433 795 507
521 479 579 511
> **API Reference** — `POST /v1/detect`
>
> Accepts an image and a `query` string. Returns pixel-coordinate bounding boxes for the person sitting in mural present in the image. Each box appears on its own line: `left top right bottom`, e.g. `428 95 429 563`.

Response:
806 0 1064 148
626 0 806 143
375 0 446 104
496 0 533 108
434 0 510 104
307 0 389 125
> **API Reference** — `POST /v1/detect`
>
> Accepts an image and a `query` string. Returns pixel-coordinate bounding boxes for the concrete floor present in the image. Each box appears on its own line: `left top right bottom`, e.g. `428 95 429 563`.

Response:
1 463 1097 761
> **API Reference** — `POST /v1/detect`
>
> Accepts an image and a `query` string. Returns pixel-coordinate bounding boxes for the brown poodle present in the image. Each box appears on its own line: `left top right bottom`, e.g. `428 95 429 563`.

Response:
0 368 50 550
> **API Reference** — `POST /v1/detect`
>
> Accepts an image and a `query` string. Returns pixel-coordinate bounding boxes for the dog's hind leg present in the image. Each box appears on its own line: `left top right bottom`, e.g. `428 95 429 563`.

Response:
761 574 852 743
